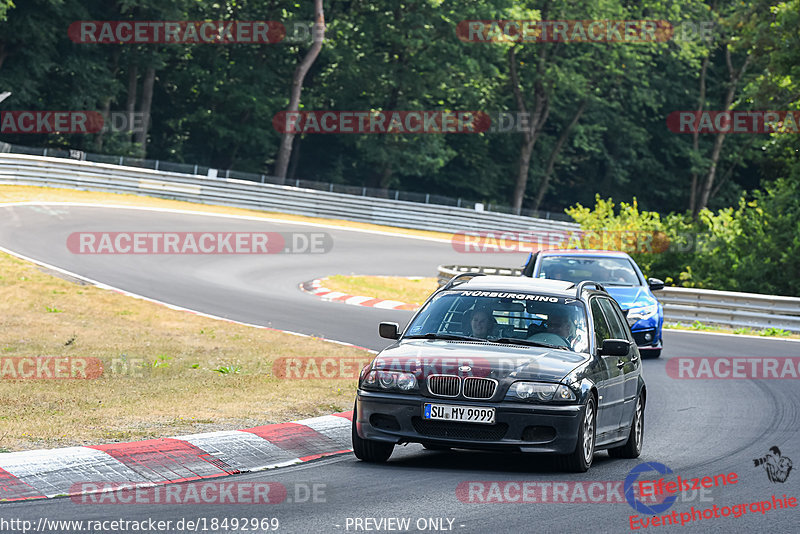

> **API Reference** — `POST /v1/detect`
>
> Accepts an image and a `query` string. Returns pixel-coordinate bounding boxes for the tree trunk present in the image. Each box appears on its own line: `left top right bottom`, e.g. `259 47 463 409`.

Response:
509 46 550 214
135 67 155 155
532 98 587 212
274 0 325 182
689 55 709 215
125 65 138 144
696 48 751 214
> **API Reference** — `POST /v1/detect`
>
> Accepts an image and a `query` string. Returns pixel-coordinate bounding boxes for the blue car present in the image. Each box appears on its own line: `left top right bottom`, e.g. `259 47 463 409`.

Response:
522 250 664 358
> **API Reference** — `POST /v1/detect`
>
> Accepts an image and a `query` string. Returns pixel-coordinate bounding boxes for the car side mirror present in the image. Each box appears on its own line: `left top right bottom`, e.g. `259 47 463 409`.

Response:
379 322 400 339
648 277 664 291
600 339 630 357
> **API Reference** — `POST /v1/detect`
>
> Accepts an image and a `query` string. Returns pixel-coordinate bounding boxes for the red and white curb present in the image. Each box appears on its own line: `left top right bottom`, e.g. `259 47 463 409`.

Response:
300 278 418 311
0 412 353 501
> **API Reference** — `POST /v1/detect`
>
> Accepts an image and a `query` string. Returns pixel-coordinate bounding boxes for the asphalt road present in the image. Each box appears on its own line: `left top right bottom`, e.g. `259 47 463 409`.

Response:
1 204 798 534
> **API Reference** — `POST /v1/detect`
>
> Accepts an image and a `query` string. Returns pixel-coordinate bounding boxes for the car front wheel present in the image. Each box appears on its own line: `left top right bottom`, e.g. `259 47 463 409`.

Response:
561 396 596 473
351 400 394 463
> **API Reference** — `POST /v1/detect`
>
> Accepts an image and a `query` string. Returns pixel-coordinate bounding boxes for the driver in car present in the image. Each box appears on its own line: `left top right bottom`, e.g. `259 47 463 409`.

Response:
469 308 497 338
533 306 588 352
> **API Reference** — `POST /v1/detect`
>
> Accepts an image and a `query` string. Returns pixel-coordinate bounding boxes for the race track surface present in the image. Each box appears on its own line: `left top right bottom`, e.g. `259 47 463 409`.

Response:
1 204 798 534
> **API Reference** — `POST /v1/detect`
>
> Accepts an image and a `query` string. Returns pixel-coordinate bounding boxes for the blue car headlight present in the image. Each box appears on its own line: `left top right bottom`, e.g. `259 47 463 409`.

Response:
626 303 658 326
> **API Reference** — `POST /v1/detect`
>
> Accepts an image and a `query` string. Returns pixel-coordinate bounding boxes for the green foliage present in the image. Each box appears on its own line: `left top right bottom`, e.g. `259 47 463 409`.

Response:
567 177 800 296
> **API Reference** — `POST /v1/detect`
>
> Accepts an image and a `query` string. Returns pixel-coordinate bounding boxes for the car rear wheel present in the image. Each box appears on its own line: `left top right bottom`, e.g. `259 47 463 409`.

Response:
351 400 394 463
608 393 644 459
560 396 596 473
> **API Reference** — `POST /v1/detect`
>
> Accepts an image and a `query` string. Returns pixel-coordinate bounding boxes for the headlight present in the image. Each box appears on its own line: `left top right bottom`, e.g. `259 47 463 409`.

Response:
625 303 658 326
508 381 576 402
361 370 418 392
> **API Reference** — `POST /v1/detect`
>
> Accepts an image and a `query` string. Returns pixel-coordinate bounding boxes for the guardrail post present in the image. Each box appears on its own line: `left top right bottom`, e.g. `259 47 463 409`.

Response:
261 174 265 183
395 190 399 200
425 193 430 204
119 156 123 165
457 198 462 207
362 187 366 196
43 148 47 157
329 183 334 192
155 160 159 171
194 164 198 175
296 178 300 187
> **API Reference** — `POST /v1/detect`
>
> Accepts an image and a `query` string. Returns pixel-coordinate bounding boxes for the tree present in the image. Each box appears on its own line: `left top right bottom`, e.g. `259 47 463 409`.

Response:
273 0 325 181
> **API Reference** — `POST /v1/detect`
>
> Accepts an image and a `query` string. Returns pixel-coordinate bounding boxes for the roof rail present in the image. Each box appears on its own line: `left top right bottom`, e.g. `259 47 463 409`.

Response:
572 280 606 298
441 272 487 291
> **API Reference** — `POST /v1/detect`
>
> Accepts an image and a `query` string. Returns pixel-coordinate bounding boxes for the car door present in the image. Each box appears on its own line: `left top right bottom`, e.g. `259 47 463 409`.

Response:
598 297 640 430
589 298 624 440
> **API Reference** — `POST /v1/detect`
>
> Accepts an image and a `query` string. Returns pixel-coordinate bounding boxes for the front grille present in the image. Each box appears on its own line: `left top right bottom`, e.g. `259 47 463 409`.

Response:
428 374 460 397
412 417 508 441
632 328 657 346
463 377 497 399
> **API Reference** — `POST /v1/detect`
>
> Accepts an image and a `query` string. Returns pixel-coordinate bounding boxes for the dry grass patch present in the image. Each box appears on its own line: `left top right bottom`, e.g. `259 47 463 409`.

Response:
324 275 438 307
0 251 372 452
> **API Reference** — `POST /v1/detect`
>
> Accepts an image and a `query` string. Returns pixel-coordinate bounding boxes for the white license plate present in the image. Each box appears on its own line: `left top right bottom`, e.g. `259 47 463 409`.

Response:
423 403 495 424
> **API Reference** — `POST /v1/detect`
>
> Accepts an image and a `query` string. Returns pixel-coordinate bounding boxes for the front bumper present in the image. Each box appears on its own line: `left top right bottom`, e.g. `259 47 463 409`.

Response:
355 390 584 454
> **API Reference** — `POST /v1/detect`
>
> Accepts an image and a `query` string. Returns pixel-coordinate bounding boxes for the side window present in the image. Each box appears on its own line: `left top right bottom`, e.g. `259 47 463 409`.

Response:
598 298 629 340
590 299 612 349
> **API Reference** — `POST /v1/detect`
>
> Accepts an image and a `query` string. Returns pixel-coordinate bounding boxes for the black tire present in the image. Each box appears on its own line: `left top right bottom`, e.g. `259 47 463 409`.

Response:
608 393 644 459
642 349 661 359
560 396 596 473
351 401 394 463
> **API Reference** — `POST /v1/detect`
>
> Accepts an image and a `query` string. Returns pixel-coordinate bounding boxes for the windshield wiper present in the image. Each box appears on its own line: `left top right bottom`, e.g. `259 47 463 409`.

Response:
405 333 488 342
490 337 569 350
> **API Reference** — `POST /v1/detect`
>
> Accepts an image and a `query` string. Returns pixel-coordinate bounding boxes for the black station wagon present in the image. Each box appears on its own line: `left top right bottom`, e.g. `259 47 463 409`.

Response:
352 273 646 472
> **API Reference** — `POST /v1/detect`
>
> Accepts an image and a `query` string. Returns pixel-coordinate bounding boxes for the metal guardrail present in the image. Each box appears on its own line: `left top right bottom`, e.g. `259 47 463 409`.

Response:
437 265 800 333
0 154 580 235
0 142 573 222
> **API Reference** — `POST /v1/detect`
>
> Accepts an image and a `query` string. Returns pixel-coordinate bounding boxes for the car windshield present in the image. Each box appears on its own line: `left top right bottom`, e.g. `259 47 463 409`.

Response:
405 290 590 353
539 256 641 286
